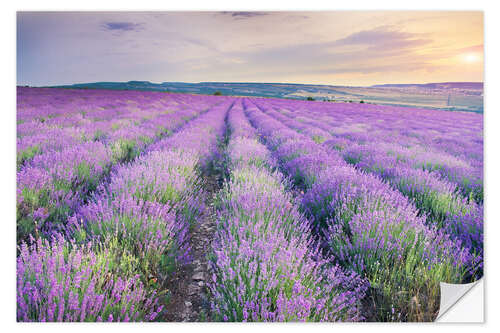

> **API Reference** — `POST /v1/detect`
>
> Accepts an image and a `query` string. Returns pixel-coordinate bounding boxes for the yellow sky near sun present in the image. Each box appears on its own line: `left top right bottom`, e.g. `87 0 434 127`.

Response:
386 12 483 84
297 11 484 85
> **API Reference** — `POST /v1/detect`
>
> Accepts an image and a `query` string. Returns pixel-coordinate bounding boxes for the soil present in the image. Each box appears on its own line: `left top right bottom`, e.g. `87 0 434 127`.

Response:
162 175 219 322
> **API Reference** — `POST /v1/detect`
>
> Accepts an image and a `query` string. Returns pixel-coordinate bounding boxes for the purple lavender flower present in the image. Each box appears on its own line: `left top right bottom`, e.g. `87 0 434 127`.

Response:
17 234 163 322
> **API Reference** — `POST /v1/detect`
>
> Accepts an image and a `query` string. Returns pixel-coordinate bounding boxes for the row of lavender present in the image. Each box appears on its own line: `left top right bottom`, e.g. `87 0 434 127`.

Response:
261 98 483 203
253 98 483 267
17 88 217 242
208 101 367 321
17 88 206 166
243 98 478 321
17 87 233 321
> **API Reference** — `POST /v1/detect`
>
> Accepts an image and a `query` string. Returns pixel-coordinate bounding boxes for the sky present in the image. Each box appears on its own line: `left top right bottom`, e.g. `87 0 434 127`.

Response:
17 11 484 87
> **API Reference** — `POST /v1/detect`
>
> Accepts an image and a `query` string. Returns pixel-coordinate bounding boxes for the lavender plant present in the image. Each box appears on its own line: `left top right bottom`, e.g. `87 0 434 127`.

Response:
256 100 483 265
245 99 478 321
209 104 367 322
17 88 220 243
17 234 164 322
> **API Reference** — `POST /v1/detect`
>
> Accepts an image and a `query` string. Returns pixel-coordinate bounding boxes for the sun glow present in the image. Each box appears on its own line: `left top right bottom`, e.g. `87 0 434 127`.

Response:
462 53 481 63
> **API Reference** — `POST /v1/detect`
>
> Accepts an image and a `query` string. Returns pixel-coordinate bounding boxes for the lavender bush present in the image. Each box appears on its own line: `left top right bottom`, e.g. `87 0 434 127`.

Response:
208 103 367 322
244 99 479 321
253 99 483 264
17 234 163 322
17 88 219 242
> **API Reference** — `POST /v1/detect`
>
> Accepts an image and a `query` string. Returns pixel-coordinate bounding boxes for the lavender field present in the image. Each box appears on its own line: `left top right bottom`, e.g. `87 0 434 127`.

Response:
16 87 483 322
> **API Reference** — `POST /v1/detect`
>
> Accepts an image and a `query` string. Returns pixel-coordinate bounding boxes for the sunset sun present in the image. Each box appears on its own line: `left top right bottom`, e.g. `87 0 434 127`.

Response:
463 53 481 63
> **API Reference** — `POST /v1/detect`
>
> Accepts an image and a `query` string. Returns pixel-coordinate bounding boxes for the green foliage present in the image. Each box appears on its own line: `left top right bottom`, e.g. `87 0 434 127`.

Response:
133 181 182 206
95 238 143 279
111 139 138 162
75 161 102 192
93 130 106 141
155 126 172 137
397 177 470 228
138 135 153 146
312 135 326 144
17 187 72 242
17 145 40 166
89 223 177 284
326 202 467 321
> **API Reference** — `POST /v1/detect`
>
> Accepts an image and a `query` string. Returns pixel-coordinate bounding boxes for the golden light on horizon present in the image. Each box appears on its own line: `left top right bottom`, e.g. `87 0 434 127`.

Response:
462 53 481 64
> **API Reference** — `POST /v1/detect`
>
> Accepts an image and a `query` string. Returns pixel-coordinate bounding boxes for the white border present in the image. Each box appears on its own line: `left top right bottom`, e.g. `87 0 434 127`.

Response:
437 279 484 322
2 1 498 332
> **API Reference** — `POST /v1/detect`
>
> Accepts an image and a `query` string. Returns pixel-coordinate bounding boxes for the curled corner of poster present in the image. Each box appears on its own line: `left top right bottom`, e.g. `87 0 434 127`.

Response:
435 278 484 323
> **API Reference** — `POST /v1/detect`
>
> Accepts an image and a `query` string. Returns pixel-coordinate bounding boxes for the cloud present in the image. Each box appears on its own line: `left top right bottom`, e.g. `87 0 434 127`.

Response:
102 22 143 32
219 11 269 19
284 14 309 21
218 25 438 81
230 25 432 65
334 26 431 51
456 44 483 53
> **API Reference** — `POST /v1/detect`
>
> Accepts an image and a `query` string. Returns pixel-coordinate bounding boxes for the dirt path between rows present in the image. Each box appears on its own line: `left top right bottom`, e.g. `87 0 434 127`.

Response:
162 175 219 322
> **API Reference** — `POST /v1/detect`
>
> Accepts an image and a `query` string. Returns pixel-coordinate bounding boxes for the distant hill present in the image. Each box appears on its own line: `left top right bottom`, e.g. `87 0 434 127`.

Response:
47 80 483 113
371 82 483 90
49 81 353 100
